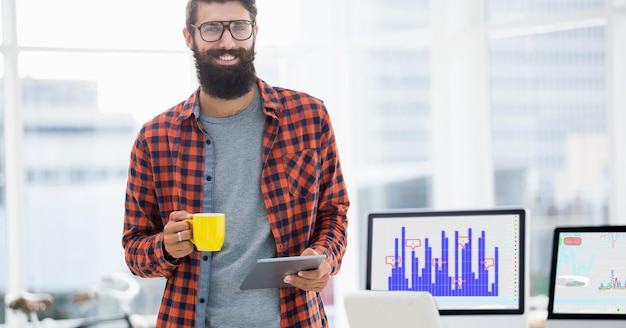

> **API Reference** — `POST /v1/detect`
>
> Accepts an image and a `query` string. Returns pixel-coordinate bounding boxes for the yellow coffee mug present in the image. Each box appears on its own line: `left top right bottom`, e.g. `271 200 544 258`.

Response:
184 213 225 252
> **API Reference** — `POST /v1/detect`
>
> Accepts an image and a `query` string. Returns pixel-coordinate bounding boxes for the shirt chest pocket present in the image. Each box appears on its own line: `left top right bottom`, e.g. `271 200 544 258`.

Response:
281 149 320 199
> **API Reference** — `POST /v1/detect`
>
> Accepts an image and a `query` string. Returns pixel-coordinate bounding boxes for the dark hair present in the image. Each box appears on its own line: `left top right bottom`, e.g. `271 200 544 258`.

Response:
186 0 257 34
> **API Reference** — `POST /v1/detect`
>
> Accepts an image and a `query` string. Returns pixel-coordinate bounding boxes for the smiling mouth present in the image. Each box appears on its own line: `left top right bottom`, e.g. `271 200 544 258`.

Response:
218 54 236 61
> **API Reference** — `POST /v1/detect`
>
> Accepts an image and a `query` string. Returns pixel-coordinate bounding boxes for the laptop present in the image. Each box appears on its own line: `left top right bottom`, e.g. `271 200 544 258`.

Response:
545 225 626 328
344 290 442 328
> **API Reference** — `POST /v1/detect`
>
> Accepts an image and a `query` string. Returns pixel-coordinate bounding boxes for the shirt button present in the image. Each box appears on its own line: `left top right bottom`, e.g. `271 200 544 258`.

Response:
206 175 212 181
199 298 205 304
206 139 211 145
203 255 209 261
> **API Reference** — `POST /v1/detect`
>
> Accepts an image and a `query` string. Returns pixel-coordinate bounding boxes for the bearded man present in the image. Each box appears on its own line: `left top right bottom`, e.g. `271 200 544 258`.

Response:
121 1 350 327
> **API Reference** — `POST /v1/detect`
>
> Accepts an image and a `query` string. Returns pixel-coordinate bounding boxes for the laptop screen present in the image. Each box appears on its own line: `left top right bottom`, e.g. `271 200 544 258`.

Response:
547 226 626 320
366 208 526 315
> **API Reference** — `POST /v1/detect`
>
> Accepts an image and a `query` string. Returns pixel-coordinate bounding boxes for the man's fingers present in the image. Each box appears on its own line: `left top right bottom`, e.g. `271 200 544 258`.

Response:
168 210 193 222
283 273 330 292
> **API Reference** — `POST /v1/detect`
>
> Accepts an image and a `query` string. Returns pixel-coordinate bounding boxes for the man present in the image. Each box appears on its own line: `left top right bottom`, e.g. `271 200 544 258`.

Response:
121 0 349 327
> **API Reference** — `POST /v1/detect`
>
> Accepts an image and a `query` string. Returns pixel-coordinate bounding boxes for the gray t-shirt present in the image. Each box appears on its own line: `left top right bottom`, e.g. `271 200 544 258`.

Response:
199 90 280 328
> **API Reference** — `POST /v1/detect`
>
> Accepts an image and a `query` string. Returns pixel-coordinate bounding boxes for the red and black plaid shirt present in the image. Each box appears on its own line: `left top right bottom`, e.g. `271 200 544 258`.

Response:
122 78 349 327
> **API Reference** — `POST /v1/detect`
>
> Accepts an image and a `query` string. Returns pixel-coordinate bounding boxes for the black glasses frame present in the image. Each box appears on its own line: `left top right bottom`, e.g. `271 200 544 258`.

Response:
190 20 256 42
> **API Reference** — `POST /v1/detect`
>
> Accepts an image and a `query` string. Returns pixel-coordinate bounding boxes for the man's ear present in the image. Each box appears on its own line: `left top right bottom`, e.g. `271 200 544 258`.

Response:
183 27 194 50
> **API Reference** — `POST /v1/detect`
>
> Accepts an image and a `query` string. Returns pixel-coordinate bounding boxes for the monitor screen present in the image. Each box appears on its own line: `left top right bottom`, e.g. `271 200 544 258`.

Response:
547 225 626 320
366 208 526 315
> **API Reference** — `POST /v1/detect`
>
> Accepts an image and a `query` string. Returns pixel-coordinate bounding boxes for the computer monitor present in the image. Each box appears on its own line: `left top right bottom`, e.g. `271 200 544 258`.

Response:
545 225 626 328
366 208 528 328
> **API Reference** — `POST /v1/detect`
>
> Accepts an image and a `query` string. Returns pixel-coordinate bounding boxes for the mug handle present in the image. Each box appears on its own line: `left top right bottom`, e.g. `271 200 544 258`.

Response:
183 219 195 244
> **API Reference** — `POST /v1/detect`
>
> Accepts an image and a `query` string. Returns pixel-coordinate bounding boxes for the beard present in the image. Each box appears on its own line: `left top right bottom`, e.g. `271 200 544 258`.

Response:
192 43 257 100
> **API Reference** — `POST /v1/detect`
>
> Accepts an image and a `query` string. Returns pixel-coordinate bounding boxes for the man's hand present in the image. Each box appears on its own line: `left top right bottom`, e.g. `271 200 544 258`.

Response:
283 248 331 292
162 210 195 259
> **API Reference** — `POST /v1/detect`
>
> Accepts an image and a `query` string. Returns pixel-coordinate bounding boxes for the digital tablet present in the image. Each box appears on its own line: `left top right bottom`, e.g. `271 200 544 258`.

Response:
239 254 326 290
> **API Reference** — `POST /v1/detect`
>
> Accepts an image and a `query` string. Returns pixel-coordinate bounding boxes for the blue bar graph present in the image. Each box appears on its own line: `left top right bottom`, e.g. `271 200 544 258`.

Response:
387 227 499 296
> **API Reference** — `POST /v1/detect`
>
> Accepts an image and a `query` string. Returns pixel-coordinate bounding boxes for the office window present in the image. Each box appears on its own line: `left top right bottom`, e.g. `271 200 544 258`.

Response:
347 0 429 36
255 0 339 104
256 0 334 48
489 25 609 295
16 0 185 50
486 0 607 23
17 51 191 314
357 49 431 162
345 0 433 215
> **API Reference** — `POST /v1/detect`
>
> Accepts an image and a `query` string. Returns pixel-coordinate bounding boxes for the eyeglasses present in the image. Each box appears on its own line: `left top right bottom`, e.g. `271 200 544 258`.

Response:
190 20 256 42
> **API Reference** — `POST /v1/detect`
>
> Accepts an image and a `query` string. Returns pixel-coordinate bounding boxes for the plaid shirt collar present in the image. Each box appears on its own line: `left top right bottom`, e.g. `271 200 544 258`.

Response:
179 78 281 122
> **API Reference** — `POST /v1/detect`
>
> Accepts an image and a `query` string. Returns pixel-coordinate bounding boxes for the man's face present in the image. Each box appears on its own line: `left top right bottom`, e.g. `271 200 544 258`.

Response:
185 1 258 100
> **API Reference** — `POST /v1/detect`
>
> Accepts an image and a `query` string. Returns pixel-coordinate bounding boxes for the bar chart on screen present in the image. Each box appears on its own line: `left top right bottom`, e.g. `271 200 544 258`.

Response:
369 214 522 310
386 226 505 297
